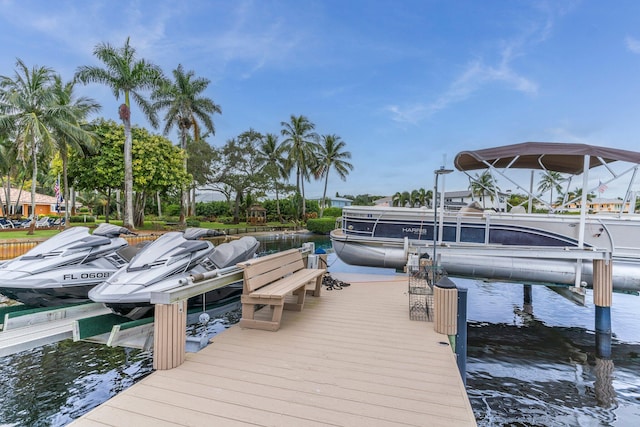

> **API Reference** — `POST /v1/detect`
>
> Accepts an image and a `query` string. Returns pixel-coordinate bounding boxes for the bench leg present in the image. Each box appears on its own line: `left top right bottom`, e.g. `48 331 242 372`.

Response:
241 301 256 321
239 297 285 331
283 286 306 311
306 274 323 297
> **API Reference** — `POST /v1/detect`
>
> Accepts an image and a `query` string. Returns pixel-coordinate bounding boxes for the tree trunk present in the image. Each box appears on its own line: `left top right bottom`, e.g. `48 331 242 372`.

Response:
275 182 283 223
134 191 146 228
62 150 69 228
320 172 329 218
233 191 242 224
27 144 38 235
106 188 111 223
121 103 135 230
191 185 196 217
179 126 188 225
115 190 121 219
156 191 162 217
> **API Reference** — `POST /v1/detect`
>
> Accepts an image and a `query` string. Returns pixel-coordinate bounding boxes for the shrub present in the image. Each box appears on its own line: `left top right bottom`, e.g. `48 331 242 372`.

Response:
185 218 200 227
70 215 96 223
217 216 235 224
323 207 342 217
306 217 336 234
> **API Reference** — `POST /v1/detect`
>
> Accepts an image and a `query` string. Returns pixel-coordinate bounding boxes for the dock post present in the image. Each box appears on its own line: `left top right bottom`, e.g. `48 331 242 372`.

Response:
455 286 468 386
434 277 458 347
593 259 612 359
153 300 187 370
523 284 533 314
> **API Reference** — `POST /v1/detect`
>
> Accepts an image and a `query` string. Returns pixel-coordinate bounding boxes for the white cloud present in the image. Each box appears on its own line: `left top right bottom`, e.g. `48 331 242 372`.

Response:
625 36 640 54
385 4 565 125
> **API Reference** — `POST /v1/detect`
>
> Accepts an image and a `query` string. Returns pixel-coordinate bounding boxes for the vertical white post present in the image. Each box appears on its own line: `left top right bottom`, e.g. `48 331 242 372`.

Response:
575 154 590 288
438 174 447 244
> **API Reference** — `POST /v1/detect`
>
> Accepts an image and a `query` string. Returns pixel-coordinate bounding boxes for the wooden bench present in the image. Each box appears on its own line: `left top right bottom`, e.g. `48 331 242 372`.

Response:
236 248 326 331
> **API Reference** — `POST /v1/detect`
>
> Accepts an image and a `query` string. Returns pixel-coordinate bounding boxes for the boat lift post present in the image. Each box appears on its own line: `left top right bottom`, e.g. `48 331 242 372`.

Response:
433 166 453 268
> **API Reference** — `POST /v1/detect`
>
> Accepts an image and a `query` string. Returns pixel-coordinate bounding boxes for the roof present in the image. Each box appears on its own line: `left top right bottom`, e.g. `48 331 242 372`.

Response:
454 142 640 174
0 187 57 204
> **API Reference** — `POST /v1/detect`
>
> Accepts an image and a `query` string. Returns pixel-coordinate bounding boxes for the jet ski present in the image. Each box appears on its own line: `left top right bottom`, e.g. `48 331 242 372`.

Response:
88 229 260 320
0 223 138 307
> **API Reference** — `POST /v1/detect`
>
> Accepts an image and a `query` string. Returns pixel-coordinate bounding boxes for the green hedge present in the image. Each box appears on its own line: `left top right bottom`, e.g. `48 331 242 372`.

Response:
69 215 96 223
306 217 336 234
323 207 343 217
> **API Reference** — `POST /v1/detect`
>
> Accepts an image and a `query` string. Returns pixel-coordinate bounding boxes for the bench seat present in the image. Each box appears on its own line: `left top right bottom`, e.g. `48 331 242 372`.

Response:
237 249 325 331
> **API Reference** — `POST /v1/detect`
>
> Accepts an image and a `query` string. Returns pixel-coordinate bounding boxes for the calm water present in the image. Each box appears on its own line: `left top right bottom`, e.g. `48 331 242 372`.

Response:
1 233 639 426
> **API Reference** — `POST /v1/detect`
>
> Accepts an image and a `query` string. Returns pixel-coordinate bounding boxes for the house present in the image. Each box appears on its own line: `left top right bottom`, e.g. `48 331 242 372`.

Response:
1 187 67 217
566 197 633 214
444 190 508 211
315 197 352 209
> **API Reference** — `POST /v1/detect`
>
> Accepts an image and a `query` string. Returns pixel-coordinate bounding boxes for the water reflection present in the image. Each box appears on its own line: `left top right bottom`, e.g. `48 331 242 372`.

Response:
0 341 153 426
1 234 639 426
462 279 640 426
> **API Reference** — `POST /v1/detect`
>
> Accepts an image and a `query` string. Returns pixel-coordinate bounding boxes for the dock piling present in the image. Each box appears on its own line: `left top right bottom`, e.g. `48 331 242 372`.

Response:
593 259 613 359
153 301 186 370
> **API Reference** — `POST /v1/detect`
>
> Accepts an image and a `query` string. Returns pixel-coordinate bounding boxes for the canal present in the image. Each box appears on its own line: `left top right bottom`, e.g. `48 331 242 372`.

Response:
1 233 639 426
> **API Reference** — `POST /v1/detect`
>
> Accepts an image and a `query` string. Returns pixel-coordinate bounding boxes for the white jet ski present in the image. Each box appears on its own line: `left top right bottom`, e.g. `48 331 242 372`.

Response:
0 223 138 307
88 229 260 320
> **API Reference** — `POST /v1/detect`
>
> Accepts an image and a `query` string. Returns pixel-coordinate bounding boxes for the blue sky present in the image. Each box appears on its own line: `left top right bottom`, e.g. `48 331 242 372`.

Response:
2 0 640 199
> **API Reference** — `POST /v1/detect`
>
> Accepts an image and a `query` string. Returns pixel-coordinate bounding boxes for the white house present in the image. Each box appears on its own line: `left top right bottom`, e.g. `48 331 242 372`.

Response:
314 196 352 209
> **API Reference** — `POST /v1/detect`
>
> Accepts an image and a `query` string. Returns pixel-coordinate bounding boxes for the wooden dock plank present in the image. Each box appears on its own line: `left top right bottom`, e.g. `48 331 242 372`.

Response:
70 276 476 426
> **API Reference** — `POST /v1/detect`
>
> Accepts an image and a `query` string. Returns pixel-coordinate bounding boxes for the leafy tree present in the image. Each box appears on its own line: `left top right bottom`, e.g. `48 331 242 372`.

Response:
187 137 219 216
314 134 353 217
537 170 564 206
195 200 230 219
392 191 412 207
280 114 319 219
152 64 221 222
0 135 19 216
469 171 499 209
409 188 431 208
562 187 595 207
507 192 530 212
69 120 189 226
75 37 163 229
210 130 269 223
50 76 101 225
257 133 289 222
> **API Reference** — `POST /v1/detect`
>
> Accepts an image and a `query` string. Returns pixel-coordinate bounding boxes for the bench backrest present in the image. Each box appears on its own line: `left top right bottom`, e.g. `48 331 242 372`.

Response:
237 248 305 293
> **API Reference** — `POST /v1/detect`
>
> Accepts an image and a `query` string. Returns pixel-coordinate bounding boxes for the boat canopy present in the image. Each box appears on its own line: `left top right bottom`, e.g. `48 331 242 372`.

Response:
454 142 640 174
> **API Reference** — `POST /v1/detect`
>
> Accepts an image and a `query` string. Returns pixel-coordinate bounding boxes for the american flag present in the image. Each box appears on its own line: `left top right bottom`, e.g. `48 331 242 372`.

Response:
54 179 61 212
598 180 608 193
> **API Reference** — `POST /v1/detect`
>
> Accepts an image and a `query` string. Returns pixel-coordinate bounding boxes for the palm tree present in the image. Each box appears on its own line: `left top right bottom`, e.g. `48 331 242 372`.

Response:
469 171 499 209
280 115 319 219
75 37 163 229
51 76 101 226
392 191 403 207
537 171 564 206
152 64 221 222
0 59 92 233
563 187 595 208
394 191 411 207
314 134 353 217
0 135 17 216
411 188 430 208
257 133 289 222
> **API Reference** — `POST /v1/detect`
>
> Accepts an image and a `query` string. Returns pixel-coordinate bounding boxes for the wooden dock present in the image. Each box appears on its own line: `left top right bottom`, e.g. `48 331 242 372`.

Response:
70 273 476 426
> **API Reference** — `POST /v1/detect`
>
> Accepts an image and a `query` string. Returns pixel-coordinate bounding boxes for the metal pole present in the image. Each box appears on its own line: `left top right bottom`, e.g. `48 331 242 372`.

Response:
432 167 453 267
433 173 439 265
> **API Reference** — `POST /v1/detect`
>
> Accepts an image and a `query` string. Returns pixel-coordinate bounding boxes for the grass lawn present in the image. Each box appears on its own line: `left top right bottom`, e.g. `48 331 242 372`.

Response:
0 220 300 241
